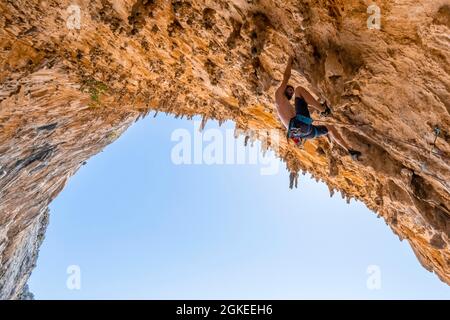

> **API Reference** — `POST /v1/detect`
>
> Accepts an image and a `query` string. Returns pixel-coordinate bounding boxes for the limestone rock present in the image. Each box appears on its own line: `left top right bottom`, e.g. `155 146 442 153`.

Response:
0 0 449 298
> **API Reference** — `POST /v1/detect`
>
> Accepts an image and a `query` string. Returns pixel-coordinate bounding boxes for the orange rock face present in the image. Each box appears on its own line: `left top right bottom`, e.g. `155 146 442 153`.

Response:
0 0 449 298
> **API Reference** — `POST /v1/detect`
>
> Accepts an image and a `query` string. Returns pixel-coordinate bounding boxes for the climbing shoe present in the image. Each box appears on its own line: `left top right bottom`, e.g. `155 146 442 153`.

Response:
348 149 362 161
320 102 332 117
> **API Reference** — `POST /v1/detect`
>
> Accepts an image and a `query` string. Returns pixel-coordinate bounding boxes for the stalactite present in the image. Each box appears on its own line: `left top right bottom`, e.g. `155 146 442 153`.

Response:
261 138 268 156
289 171 299 189
328 186 335 198
234 127 245 139
200 115 208 131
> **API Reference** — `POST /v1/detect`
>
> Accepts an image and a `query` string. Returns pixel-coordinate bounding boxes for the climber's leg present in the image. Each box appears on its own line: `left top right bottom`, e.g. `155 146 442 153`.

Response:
294 95 311 118
326 125 362 160
295 86 326 113
312 125 329 138
327 125 350 149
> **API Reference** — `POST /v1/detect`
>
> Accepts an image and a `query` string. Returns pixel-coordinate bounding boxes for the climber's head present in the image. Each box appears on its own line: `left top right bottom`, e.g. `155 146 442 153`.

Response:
284 85 294 100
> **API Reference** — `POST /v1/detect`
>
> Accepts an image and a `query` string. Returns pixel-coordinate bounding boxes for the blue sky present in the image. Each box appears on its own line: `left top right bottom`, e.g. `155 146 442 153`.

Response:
28 114 450 299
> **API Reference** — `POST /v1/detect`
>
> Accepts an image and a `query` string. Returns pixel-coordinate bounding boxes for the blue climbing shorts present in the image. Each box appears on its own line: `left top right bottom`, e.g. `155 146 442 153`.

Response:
289 97 329 139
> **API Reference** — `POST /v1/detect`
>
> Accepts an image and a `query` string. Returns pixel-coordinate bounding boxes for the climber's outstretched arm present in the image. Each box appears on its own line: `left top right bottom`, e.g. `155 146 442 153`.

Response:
274 56 295 128
277 56 293 92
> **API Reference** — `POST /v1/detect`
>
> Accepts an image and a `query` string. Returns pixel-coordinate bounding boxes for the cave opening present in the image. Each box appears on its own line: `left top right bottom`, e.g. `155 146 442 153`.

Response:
25 114 450 299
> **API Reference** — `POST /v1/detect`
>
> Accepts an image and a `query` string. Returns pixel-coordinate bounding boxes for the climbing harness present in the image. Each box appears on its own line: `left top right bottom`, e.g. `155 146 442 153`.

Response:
286 114 314 147
292 114 313 126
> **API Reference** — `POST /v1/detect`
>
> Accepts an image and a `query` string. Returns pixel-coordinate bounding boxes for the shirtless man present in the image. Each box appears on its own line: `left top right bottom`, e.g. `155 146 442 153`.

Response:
275 56 361 160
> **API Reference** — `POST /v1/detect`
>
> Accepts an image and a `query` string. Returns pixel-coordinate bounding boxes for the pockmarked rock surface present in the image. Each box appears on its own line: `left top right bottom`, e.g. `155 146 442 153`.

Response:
0 0 449 298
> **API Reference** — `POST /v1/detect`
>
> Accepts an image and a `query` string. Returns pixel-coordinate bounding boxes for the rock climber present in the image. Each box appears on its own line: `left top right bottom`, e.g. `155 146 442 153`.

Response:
275 56 361 160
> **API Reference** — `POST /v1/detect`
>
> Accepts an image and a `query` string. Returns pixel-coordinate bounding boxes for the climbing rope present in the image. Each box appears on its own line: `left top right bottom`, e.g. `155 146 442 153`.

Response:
431 127 441 156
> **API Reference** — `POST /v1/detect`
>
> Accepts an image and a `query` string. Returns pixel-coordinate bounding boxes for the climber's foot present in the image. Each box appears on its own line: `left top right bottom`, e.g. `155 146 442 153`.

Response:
348 149 362 161
320 102 332 117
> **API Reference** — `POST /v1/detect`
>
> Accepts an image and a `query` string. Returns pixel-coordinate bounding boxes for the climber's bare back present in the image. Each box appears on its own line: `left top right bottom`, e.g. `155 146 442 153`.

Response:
275 91 295 129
